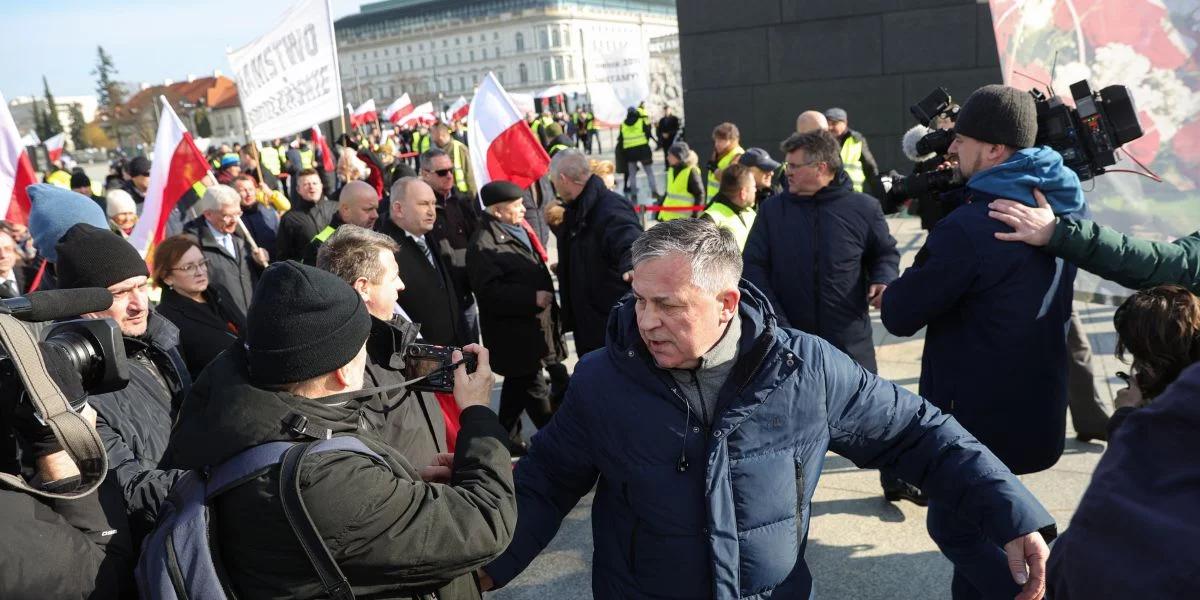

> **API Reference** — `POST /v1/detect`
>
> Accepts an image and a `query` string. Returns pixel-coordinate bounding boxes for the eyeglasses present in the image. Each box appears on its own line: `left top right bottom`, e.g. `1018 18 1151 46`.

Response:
785 160 824 171
432 168 453 177
171 259 210 276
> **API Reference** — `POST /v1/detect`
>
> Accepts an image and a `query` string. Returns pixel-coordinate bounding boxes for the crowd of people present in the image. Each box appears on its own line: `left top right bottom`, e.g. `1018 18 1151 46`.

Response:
0 82 1197 600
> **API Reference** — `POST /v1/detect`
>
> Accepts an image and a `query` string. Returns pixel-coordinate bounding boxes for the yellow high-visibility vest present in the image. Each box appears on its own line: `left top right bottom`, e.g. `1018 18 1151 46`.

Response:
299 148 314 170
703 201 756 251
840 136 865 192
706 146 744 199
313 225 336 243
621 118 648 149
449 142 469 193
260 145 282 175
660 165 698 222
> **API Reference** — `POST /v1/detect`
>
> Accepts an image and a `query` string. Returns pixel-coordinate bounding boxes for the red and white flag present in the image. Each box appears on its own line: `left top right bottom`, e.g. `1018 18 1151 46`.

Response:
448 96 470 122
467 72 550 190
395 102 435 128
383 93 414 124
311 126 335 172
349 99 377 128
128 96 211 258
0 93 34 225
44 132 66 163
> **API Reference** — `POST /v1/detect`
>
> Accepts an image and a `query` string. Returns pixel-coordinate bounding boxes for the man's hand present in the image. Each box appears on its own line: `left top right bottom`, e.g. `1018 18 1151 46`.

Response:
867 283 887 309
535 290 552 309
251 247 270 267
1004 531 1049 600
418 452 454 483
1114 382 1144 410
453 343 495 410
989 189 1055 247
477 569 495 592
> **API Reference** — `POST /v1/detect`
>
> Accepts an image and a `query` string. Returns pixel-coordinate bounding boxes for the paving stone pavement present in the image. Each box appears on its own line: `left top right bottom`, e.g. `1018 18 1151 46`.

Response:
488 212 1118 600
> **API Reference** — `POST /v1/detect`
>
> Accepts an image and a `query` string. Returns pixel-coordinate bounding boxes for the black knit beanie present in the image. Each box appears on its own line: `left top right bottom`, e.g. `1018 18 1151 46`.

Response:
954 84 1038 149
480 180 524 207
245 260 371 386
55 224 149 289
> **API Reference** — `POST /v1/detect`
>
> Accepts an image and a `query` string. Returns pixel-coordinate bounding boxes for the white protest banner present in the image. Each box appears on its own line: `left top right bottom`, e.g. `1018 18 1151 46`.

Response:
586 40 650 126
227 0 342 141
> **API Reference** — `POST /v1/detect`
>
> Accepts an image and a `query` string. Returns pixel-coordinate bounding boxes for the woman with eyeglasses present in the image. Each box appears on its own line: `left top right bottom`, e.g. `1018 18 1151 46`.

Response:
152 235 247 379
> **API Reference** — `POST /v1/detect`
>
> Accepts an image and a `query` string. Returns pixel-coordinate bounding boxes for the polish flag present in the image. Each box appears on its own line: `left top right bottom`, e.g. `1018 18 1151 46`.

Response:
128 96 212 258
383 93 414 124
44 132 66 163
311 126 335 172
395 102 434 128
448 96 470 122
350 99 377 128
467 72 550 190
0 93 34 225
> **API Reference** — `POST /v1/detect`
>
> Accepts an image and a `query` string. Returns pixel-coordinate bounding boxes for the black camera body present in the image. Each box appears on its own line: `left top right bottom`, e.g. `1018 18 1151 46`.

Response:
401 343 477 394
1031 81 1143 181
0 319 130 413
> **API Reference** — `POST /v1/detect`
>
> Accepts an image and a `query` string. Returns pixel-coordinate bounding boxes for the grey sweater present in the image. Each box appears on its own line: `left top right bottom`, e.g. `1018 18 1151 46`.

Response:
668 312 741 424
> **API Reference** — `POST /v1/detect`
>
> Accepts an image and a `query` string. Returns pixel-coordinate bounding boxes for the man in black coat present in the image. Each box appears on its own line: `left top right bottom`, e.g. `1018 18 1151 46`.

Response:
302 180 380 265
275 168 336 262
656 105 681 165
232 174 280 255
316 224 447 469
548 149 643 356
420 148 481 343
379 177 468 347
182 184 269 316
160 261 515 599
55 224 192 545
468 182 567 452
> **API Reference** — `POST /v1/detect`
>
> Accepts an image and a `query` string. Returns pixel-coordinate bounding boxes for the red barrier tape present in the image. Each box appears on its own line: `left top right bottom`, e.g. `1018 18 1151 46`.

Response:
633 205 705 213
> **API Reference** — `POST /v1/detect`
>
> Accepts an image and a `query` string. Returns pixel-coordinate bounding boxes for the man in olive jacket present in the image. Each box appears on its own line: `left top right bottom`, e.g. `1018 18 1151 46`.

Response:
161 261 515 599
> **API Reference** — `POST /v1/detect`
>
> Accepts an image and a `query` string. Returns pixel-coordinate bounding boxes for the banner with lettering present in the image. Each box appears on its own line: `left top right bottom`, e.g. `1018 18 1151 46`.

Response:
585 38 650 127
227 0 342 141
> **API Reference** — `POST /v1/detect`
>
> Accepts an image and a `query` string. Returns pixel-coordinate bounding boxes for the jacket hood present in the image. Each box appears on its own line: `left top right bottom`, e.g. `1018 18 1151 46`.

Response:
623 109 640 126
967 146 1086 216
163 345 380 469
606 279 778 368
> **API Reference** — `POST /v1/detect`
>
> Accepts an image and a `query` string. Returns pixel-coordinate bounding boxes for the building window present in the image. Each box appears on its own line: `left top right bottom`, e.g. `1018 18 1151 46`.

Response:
515 32 524 52
455 37 460 46
542 58 552 81
481 48 487 59
446 78 452 91
420 56 426 68
457 51 462 63
468 35 473 43
498 71 505 85
519 63 528 83
459 76 466 90
390 85 396 97
538 29 549 49
373 50 378 58
567 57 574 78
564 28 571 46
554 56 564 81
419 42 424 50
442 39 447 48
407 45 412 52
384 48 390 56
494 32 499 40
374 64 380 75
552 28 561 47
443 54 449 65
470 50 475 61
409 59 414 69
495 46 500 57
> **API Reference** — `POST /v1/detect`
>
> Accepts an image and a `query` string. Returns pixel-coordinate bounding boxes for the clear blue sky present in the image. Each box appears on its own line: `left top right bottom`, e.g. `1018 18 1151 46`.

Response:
0 0 362 99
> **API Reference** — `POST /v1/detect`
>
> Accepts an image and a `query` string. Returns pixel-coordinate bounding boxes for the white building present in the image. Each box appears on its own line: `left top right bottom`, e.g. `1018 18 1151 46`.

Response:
7 95 99 142
334 0 677 112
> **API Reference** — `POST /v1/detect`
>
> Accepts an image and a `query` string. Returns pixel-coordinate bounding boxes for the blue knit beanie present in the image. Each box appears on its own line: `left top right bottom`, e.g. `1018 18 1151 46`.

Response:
27 184 110 263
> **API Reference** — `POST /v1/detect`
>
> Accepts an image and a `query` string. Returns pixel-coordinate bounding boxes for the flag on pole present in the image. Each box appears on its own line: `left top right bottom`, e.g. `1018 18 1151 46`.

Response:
467 72 551 190
395 102 435 128
311 126 335 172
0 93 35 225
383 93 414 124
448 96 470 122
19 132 39 148
44 133 66 163
350 99 377 128
128 96 211 258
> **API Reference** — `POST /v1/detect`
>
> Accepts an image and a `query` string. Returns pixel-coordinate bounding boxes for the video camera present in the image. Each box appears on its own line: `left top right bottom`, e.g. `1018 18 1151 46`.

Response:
401 343 478 394
887 80 1144 204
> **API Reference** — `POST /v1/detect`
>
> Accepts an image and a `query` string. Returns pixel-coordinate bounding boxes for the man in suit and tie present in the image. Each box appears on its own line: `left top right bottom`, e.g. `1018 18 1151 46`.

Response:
182 184 269 316
378 176 466 347
0 229 25 299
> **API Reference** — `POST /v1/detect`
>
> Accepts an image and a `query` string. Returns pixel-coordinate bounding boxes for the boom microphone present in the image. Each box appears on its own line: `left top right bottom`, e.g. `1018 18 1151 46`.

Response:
902 124 934 162
0 288 114 322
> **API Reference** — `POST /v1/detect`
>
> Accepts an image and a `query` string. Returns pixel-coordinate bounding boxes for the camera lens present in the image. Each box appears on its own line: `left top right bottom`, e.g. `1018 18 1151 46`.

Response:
41 330 102 406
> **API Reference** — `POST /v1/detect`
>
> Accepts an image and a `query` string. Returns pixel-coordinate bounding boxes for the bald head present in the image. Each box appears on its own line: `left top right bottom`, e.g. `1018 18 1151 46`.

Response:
389 177 437 236
795 110 828 134
338 180 380 229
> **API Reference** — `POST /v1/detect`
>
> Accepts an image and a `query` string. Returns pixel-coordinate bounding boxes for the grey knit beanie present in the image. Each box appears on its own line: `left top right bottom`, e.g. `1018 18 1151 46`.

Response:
954 85 1038 149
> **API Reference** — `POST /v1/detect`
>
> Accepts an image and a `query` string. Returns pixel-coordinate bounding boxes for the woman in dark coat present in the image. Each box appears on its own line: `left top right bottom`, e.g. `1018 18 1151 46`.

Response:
152 235 247 379
467 181 567 453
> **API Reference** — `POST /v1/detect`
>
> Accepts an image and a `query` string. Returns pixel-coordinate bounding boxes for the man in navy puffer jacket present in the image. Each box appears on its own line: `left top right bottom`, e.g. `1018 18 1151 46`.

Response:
481 218 1055 600
882 84 1084 600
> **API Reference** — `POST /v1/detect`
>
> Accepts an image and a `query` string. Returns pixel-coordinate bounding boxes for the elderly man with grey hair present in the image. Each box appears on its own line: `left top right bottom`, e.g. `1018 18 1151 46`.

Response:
481 217 1057 600
182 183 268 315
546 148 642 356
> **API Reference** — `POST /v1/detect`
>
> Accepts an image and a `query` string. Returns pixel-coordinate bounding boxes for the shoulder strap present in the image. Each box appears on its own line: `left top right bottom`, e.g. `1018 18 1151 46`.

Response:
277 437 382 600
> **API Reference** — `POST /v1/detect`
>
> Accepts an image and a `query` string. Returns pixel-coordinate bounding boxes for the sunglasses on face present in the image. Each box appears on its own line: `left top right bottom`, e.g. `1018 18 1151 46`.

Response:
431 168 453 177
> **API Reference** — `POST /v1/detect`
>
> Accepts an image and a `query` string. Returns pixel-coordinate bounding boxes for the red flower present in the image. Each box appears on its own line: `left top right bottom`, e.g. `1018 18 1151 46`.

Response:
1053 0 1190 70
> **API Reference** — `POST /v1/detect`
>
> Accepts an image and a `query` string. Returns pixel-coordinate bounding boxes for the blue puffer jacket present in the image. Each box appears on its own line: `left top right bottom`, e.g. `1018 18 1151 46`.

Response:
486 283 1054 598
743 170 898 373
881 148 1083 475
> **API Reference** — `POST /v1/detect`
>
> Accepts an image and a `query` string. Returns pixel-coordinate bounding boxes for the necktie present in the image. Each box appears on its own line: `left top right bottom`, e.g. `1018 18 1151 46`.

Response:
415 237 436 268
0 280 16 299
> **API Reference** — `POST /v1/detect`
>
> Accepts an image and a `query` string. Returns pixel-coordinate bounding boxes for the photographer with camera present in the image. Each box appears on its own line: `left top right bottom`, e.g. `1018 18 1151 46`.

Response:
316 224 447 470
881 84 1085 600
53 223 192 547
160 261 515 599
